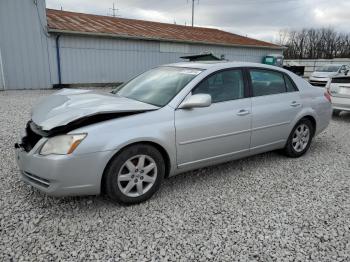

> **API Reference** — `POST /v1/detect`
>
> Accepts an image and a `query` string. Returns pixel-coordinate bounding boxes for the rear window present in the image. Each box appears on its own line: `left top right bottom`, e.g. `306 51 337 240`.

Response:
284 75 298 92
316 66 340 72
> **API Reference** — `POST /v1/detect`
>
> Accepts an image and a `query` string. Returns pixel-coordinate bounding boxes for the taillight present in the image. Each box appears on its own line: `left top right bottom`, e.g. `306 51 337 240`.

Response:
324 90 331 103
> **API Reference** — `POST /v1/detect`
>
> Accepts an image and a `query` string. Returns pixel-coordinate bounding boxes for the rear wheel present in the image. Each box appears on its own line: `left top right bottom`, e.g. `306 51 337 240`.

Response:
104 144 165 204
283 119 314 158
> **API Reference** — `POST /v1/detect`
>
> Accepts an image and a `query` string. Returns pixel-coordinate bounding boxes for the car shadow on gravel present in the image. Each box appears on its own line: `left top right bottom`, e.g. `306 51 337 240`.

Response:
332 111 350 122
18 154 283 209
19 152 282 210
19 136 331 211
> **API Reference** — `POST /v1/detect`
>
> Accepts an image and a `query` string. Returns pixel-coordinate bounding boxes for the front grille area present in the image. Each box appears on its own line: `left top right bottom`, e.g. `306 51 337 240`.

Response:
23 172 50 188
21 121 43 152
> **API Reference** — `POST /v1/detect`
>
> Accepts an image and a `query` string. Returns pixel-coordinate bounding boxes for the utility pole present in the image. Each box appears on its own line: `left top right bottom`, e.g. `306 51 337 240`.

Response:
191 0 194 27
190 0 199 27
110 2 118 17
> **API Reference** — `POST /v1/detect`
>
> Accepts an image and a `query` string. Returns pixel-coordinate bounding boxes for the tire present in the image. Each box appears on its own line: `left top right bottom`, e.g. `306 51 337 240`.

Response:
103 144 165 205
283 118 314 158
332 109 341 116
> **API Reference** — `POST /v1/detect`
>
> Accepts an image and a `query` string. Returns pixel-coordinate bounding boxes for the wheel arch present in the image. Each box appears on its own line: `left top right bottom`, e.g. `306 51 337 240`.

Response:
292 106 318 137
298 115 317 137
100 141 172 194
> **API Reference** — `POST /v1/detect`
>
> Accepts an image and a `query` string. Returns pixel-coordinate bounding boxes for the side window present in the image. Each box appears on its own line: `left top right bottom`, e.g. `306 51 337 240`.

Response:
284 75 298 92
249 69 286 97
193 69 244 103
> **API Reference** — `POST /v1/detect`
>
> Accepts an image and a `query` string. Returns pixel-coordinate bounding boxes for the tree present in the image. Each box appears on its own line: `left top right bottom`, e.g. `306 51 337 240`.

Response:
279 28 350 59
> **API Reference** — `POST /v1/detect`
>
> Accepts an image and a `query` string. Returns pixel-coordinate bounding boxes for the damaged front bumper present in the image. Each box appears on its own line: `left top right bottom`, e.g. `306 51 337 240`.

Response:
15 121 113 197
15 145 111 197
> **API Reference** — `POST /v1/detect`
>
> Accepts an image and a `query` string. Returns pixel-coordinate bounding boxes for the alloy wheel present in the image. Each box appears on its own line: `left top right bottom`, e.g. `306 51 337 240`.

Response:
292 124 310 153
117 155 157 198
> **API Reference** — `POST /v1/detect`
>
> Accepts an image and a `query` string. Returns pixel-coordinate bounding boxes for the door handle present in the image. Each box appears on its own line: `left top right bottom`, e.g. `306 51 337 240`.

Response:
290 101 301 107
237 109 250 116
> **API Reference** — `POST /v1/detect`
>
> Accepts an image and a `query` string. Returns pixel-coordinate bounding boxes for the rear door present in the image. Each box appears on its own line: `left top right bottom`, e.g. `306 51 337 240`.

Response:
175 68 252 168
248 68 302 153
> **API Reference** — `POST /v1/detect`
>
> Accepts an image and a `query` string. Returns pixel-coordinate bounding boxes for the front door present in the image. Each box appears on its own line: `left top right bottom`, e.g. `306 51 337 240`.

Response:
175 68 252 168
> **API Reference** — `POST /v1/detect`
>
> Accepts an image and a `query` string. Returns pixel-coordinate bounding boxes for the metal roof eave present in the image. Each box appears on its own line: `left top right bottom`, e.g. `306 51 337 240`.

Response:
48 29 285 50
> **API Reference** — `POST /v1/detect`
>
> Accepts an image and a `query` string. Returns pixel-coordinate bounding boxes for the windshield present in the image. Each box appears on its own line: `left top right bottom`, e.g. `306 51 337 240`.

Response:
115 67 202 107
316 65 340 72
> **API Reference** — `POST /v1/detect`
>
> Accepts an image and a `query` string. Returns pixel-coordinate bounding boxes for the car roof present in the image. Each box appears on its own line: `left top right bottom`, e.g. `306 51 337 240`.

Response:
164 61 287 71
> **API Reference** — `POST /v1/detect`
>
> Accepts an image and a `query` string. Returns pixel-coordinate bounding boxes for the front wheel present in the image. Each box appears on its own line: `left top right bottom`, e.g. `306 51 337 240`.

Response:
103 144 165 204
283 119 314 158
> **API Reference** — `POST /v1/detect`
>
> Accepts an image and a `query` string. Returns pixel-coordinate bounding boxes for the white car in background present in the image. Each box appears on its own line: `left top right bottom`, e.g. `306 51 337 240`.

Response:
309 64 350 87
326 75 350 116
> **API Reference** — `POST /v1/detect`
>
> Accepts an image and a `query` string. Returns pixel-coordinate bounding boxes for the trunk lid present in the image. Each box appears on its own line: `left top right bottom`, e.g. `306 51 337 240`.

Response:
329 77 350 98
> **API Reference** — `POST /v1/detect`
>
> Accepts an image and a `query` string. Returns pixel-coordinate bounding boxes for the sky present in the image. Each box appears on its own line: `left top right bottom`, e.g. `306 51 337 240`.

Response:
46 0 350 43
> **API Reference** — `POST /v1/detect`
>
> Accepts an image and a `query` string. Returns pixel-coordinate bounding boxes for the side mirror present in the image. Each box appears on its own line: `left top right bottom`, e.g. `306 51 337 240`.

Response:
179 94 212 109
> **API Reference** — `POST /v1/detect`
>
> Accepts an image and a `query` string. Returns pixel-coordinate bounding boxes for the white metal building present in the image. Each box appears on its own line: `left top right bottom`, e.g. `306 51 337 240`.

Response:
0 0 283 90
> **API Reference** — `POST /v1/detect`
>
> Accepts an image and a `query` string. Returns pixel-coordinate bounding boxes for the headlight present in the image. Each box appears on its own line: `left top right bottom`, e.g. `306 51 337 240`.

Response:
39 134 87 156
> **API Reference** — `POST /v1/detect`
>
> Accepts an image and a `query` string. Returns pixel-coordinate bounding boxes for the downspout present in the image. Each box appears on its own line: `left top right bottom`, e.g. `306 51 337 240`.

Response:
55 34 62 87
0 46 5 90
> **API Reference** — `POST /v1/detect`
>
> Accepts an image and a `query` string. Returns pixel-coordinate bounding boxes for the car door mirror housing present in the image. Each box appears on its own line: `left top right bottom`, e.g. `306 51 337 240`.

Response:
179 94 212 109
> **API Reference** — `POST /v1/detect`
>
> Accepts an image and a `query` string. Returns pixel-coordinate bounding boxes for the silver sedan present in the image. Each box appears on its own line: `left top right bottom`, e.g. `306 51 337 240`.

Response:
15 62 332 204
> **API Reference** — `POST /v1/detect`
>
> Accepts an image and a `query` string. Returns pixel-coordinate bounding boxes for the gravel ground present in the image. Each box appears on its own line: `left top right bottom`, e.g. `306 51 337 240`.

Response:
0 89 350 261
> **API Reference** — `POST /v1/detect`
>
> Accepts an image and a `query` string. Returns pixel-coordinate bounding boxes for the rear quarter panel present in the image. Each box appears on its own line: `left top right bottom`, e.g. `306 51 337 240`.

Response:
293 77 332 136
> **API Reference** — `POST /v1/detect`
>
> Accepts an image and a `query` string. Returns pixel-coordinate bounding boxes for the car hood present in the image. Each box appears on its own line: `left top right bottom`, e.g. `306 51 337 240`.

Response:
31 89 159 131
311 72 338 78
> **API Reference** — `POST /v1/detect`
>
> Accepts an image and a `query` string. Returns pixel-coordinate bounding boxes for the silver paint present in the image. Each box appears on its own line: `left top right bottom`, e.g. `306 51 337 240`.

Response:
32 88 159 131
16 62 332 197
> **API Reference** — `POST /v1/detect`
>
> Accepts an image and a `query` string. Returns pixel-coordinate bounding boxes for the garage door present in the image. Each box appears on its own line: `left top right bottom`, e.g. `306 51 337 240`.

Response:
0 47 4 90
